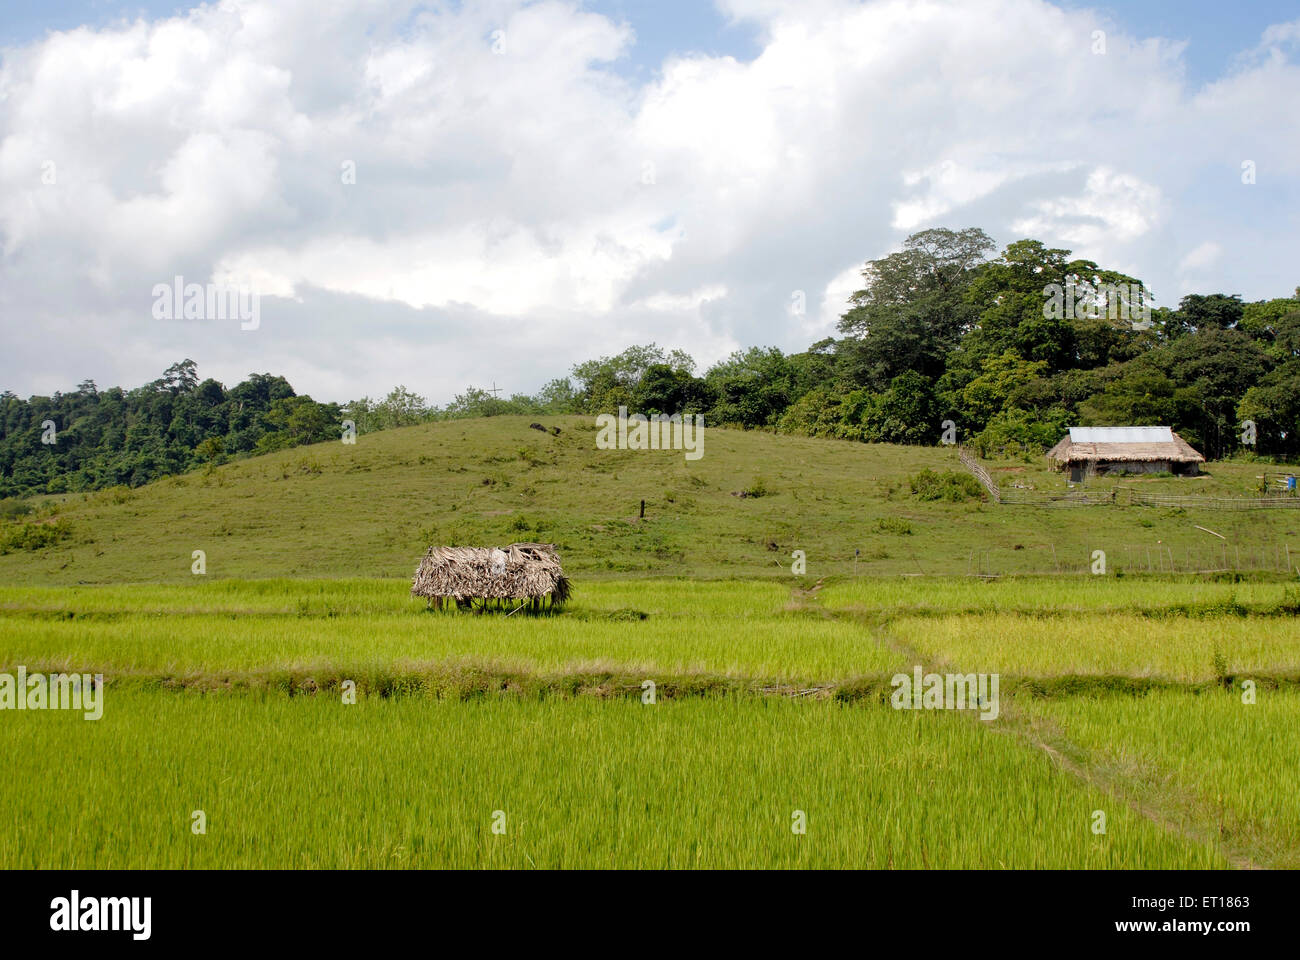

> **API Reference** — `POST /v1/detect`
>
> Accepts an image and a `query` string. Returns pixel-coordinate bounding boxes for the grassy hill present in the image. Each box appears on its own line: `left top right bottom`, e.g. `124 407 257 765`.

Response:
2 414 1296 584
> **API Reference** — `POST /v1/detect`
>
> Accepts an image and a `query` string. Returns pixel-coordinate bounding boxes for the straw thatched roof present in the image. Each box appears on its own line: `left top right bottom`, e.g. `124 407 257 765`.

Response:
411 542 571 610
1046 426 1205 465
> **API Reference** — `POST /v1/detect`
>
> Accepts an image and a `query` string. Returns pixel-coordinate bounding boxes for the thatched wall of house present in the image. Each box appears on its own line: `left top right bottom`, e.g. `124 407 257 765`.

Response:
411 542 571 610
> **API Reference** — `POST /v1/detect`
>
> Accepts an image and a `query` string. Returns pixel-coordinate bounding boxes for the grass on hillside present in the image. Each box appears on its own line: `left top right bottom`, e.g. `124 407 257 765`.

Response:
2 416 1298 584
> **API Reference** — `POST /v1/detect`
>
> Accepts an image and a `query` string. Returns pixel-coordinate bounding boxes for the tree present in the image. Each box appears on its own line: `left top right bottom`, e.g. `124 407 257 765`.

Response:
1167 294 1244 337
1160 329 1270 458
256 396 339 452
959 350 1049 431
837 227 994 389
571 344 695 413
859 371 937 444
377 386 429 427
777 387 854 439
1077 365 1177 426
961 240 1077 371
634 364 711 415
1240 298 1300 361
195 436 225 466
704 347 798 428
972 406 1071 458
535 377 581 414
1238 368 1300 457
153 359 199 394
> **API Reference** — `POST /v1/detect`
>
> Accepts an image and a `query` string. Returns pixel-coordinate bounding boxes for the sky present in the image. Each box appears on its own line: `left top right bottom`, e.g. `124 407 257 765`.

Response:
1 0 1298 404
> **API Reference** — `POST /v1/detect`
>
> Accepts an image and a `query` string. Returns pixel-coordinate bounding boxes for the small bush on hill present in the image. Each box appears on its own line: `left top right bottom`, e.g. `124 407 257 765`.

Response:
908 469 984 503
876 516 913 535
0 499 34 520
0 518 73 554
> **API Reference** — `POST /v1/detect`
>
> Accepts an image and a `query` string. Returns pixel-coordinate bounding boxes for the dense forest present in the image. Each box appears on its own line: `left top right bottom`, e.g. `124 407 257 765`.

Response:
4 227 1298 499
0 361 345 498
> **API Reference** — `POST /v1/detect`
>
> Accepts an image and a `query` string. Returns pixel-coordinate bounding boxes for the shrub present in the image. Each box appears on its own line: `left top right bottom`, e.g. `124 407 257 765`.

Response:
0 499 33 521
607 608 649 622
0 518 73 554
875 517 913 535
908 469 984 503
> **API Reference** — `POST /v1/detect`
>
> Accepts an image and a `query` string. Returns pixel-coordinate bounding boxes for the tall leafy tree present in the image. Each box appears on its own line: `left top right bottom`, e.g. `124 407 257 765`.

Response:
836 227 995 390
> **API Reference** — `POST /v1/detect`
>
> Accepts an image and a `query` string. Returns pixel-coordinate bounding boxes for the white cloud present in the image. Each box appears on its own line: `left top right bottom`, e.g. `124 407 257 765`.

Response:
1011 166 1165 251
894 159 1075 232
635 284 729 313
1178 241 1223 274
1 0 1298 402
814 263 863 338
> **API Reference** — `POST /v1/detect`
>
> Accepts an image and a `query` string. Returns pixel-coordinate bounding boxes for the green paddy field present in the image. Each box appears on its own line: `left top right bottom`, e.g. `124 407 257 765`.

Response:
1 576 1296 869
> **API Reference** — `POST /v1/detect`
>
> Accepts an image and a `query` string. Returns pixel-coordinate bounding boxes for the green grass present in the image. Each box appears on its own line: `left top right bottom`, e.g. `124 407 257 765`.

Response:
0 610 903 685
0 577 790 619
821 576 1300 617
887 612 1300 683
3 575 1297 868
3 415 1297 584
0 579 901 685
0 691 1224 869
1021 690 1300 869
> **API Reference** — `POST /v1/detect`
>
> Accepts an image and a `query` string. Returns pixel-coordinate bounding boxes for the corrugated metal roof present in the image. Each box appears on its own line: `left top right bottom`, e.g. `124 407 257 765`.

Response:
1068 426 1173 444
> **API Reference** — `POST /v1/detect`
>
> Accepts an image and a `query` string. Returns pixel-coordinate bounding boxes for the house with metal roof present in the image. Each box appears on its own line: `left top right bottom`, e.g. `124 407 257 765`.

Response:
1046 426 1205 482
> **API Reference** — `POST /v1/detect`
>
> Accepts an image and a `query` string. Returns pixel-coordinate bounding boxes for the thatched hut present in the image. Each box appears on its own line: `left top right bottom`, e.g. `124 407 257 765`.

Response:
411 542 571 612
1047 426 1205 482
